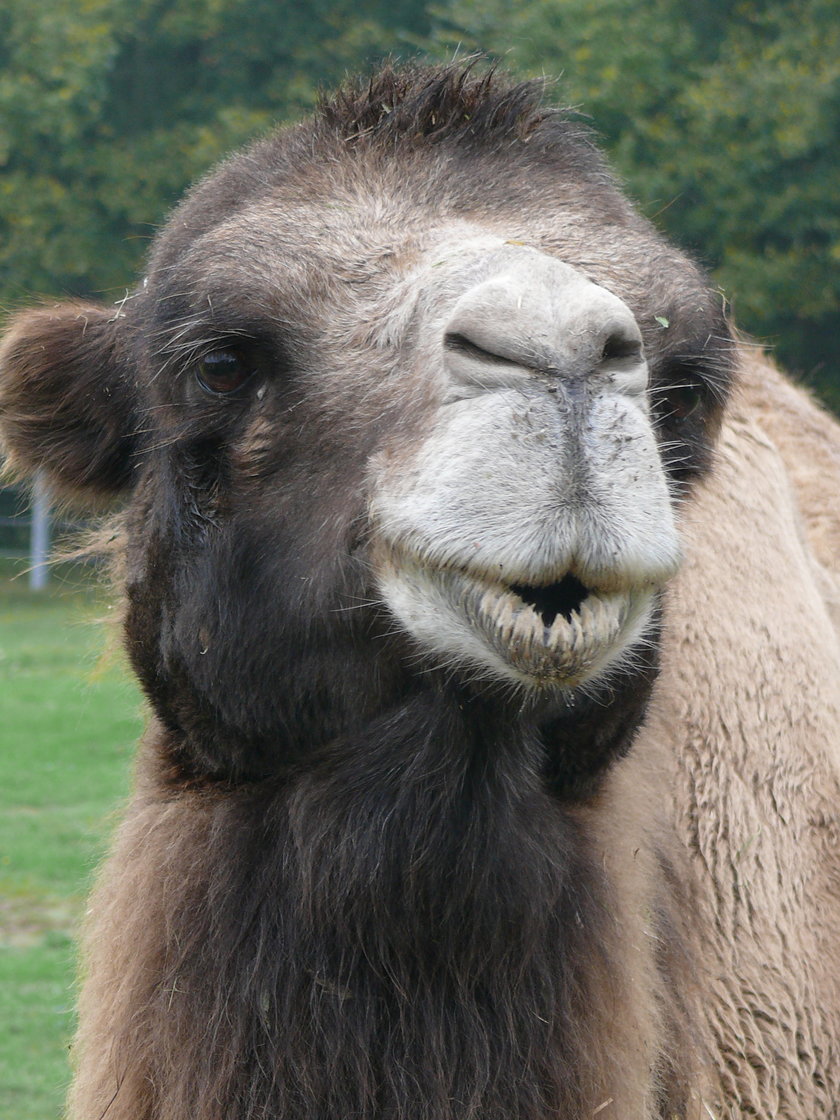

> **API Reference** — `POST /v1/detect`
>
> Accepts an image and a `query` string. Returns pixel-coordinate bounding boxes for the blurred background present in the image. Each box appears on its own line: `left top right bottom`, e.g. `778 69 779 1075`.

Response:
1 1 838 1115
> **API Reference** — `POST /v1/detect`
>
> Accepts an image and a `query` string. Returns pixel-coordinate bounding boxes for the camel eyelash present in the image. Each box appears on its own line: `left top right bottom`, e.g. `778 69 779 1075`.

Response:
650 362 711 424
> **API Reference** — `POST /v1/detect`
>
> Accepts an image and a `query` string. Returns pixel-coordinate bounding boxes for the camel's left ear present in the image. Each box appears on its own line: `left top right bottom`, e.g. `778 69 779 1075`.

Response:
0 301 142 504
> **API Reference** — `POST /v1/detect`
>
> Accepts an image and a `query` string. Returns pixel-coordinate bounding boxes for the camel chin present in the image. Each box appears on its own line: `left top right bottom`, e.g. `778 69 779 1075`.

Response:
376 549 657 688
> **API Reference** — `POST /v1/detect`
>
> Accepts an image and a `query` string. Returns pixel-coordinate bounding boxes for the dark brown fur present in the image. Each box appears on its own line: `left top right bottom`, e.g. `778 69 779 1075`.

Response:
0 63 781 1119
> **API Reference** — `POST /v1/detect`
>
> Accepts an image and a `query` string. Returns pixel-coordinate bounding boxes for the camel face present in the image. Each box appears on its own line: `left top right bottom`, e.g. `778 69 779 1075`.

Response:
0 65 732 783
7 65 840 1120
114 184 713 768
369 236 679 689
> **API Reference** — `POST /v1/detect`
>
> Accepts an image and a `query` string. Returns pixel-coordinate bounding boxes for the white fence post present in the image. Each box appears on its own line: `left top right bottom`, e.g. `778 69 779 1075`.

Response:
29 472 50 590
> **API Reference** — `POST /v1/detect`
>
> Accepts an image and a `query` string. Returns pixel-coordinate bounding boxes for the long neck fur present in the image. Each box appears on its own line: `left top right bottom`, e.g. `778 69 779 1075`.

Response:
92 691 665 1120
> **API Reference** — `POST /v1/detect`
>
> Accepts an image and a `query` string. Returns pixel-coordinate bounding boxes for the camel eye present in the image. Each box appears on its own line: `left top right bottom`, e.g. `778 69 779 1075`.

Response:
195 349 254 395
665 383 703 422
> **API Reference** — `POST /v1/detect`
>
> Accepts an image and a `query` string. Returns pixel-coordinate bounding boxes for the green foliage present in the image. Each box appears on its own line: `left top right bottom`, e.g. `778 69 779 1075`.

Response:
0 0 836 405
0 0 431 304
427 0 840 404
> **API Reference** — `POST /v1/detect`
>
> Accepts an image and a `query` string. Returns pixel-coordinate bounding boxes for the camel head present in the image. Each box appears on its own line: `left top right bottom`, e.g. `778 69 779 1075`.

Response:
0 64 733 792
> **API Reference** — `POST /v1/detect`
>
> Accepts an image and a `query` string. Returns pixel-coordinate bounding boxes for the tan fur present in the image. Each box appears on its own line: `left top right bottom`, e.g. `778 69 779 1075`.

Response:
640 354 840 1116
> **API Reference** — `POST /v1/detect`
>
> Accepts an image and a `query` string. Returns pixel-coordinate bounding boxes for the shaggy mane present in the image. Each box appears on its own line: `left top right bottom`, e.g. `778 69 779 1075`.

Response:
316 60 593 154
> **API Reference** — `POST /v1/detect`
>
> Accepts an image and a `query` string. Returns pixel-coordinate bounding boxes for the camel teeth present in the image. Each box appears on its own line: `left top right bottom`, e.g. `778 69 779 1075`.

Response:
572 610 587 653
500 597 516 631
587 596 611 640
578 596 596 631
423 563 644 683
616 595 630 629
547 611 570 645
500 615 517 649
473 589 490 624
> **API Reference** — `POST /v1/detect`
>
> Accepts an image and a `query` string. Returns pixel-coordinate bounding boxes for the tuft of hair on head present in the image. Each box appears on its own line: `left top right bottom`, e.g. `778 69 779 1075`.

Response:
317 56 560 150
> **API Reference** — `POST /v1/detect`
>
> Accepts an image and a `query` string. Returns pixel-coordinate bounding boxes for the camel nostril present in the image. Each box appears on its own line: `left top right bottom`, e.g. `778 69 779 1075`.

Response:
600 333 642 363
444 331 521 367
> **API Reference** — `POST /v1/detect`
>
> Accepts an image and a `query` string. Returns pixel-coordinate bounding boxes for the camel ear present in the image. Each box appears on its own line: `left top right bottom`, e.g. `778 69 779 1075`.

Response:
0 302 142 504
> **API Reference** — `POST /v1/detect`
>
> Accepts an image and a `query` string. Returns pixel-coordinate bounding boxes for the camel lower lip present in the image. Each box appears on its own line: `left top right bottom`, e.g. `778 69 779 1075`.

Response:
376 548 653 687
437 568 633 682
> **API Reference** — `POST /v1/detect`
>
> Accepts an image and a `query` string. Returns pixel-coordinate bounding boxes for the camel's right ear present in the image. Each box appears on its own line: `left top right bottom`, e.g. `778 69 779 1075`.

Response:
0 302 142 504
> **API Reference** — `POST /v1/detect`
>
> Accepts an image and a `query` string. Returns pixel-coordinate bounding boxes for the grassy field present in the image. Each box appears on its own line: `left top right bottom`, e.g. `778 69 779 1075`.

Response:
0 559 143 1120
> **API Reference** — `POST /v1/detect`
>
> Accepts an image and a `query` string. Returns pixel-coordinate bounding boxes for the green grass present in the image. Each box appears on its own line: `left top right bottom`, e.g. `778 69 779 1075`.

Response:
0 559 143 1120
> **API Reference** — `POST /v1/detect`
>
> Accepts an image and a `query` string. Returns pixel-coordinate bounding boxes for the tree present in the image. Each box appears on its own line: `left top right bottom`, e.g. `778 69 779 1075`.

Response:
0 0 430 306
1 0 836 408
428 0 840 407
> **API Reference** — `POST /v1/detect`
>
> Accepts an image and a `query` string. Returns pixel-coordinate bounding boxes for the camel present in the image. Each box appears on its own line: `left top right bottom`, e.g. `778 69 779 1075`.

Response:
1 62 839 1120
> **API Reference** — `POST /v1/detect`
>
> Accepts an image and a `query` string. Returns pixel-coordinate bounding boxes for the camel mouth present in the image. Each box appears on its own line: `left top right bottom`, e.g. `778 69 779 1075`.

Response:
377 552 655 687
509 574 590 629
449 568 645 684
